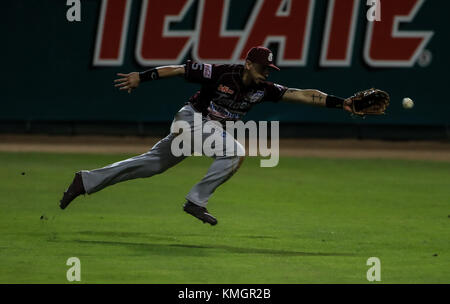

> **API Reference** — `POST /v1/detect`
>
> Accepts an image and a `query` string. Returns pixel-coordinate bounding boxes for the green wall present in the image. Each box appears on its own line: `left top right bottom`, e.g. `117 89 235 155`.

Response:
3 0 448 126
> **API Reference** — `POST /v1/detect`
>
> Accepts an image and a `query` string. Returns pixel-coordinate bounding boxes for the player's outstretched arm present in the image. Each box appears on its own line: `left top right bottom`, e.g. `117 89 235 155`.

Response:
281 88 352 113
114 65 185 94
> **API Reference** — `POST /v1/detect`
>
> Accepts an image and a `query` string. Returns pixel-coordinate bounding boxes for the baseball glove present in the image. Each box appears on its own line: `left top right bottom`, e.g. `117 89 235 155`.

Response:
346 88 390 116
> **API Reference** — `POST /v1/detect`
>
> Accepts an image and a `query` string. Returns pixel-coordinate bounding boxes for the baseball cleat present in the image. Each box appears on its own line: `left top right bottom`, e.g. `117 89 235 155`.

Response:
59 172 86 210
183 201 217 226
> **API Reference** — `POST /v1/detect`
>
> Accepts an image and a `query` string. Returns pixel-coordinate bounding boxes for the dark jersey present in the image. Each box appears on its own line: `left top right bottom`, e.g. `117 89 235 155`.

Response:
184 60 288 122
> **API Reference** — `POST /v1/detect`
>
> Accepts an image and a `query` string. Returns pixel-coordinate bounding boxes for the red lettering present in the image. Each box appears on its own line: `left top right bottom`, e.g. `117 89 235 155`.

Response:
320 0 360 67
194 0 240 62
136 0 194 65
93 0 131 66
239 0 315 66
92 0 433 68
364 0 433 67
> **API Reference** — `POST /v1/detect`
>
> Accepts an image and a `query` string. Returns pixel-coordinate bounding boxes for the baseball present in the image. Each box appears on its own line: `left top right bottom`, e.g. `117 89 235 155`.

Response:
402 97 414 109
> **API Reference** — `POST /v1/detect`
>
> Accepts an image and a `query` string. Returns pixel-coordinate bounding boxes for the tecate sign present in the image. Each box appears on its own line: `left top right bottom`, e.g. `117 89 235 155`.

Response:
93 0 433 68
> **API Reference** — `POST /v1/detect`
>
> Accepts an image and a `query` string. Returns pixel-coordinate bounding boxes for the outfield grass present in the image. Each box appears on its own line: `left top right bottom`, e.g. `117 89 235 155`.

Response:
0 151 449 283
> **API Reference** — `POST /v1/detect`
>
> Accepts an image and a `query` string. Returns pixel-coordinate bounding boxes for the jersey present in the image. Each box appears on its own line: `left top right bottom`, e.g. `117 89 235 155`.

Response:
184 60 288 123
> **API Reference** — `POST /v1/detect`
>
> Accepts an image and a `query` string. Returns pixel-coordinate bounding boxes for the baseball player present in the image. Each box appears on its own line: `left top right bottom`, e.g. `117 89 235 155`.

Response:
59 46 388 225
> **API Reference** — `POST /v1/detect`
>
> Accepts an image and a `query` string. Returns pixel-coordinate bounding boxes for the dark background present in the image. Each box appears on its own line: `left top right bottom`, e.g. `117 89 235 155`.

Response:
2 0 449 139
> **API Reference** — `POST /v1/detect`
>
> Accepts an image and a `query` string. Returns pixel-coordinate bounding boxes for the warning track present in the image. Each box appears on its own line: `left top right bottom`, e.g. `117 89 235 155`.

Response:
0 134 449 162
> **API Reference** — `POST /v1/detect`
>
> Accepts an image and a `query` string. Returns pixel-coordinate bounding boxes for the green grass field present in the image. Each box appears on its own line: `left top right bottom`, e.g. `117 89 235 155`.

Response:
0 151 449 283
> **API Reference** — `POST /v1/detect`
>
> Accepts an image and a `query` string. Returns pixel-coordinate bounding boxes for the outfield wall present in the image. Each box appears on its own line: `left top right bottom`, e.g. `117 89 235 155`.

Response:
2 0 449 138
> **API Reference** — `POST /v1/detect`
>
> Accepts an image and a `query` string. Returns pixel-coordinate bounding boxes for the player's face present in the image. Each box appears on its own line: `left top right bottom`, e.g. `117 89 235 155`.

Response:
248 62 270 84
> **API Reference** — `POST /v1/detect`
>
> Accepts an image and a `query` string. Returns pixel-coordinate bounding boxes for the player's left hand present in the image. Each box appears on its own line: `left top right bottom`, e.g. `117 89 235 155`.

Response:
346 88 390 116
343 98 353 113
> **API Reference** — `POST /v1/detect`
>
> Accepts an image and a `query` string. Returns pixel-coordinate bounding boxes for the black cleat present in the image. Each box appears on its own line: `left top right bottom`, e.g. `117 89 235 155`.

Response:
59 172 86 210
183 201 217 226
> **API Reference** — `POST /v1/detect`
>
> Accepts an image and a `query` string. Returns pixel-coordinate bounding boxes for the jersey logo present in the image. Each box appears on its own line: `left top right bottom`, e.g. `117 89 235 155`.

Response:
203 63 212 79
248 90 265 103
274 84 285 92
218 84 234 95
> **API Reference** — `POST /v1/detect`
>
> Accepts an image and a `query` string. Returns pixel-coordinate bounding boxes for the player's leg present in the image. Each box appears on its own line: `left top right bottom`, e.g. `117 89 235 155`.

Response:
60 105 196 209
80 133 186 195
59 133 186 209
183 128 245 225
185 154 244 207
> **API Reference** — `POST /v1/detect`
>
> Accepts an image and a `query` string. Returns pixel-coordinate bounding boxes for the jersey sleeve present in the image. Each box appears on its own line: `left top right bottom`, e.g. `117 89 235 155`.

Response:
262 82 288 103
184 60 227 84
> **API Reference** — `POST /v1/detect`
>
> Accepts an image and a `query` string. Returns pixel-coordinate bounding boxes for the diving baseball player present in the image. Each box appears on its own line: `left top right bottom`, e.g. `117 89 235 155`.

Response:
59 46 389 225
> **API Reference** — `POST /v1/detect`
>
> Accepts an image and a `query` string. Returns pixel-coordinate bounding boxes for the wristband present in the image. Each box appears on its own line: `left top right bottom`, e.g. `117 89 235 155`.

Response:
326 95 345 109
139 68 160 82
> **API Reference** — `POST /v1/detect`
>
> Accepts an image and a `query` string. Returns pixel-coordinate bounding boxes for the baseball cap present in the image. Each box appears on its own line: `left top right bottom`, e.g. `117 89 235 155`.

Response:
245 46 280 71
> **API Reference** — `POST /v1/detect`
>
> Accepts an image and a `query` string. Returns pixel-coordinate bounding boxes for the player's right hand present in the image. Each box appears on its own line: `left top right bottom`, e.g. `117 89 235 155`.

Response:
114 72 140 94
